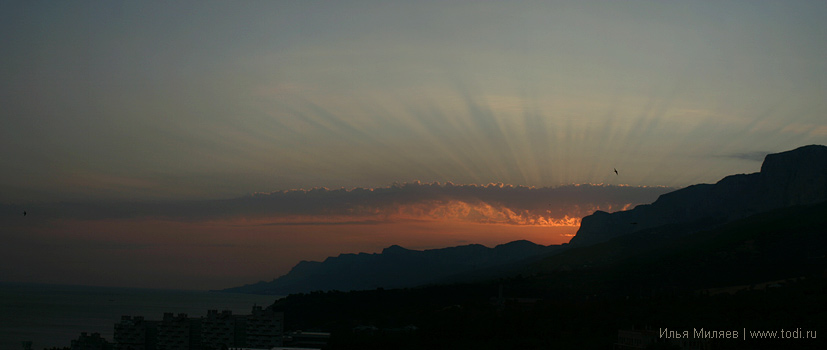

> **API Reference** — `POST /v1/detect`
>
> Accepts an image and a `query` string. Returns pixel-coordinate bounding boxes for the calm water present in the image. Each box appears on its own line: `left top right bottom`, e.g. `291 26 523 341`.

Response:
0 283 281 350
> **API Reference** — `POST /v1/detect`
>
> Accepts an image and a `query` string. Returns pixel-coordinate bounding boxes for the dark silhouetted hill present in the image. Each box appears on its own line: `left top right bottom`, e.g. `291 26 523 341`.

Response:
533 200 827 288
269 200 827 349
220 240 562 294
569 145 827 247
258 145 827 349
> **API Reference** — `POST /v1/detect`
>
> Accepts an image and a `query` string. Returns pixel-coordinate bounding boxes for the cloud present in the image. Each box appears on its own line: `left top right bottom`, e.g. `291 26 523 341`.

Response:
258 219 394 226
0 182 674 289
716 151 769 162
3 182 674 227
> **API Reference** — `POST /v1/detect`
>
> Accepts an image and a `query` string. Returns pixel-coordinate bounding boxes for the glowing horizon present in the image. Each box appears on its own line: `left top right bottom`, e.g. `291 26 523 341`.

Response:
2 181 671 289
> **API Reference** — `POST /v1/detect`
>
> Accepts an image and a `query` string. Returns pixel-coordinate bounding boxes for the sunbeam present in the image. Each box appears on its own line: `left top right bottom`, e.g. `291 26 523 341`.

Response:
1 1 825 292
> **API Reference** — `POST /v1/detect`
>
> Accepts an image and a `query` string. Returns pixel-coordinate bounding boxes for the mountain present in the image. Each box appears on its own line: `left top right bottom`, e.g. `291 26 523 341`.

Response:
270 201 827 349
534 200 827 287
260 145 827 349
569 145 827 247
220 240 562 295
224 145 827 296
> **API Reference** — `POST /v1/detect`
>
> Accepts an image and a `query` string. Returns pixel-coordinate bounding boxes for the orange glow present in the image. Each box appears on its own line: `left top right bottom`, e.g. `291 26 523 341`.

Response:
3 181 671 288
239 200 587 227
9 215 576 289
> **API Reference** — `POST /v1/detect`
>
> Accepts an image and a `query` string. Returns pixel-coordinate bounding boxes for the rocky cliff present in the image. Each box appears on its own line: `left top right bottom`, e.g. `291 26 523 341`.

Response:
569 145 827 247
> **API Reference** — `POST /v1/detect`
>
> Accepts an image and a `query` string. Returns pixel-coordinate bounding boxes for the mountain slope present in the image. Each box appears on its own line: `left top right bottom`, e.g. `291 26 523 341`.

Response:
569 145 827 247
221 240 562 294
223 145 827 296
260 145 827 349
533 199 827 290
269 201 827 350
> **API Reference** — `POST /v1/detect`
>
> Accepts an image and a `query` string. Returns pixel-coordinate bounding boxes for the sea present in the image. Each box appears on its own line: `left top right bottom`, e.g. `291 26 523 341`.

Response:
0 282 282 350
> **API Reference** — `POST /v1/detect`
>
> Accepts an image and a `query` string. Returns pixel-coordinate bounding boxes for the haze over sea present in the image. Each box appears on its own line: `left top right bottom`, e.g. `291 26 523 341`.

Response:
0 283 280 350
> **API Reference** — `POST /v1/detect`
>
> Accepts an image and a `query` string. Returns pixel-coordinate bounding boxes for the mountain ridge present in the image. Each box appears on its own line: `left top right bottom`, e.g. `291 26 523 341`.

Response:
223 145 827 296
569 144 827 247
261 145 827 348
220 240 562 295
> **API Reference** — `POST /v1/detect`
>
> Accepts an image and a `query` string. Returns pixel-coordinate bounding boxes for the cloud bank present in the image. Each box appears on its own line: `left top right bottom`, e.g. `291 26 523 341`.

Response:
1 182 675 289
717 151 769 162
7 182 674 227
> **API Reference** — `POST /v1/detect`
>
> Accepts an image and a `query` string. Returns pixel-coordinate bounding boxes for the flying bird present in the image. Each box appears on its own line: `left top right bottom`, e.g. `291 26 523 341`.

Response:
23 211 27 216
614 168 618 175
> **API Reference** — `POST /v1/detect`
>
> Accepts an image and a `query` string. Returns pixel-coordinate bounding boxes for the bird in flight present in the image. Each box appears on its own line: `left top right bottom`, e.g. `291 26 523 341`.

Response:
23 211 27 216
614 168 618 175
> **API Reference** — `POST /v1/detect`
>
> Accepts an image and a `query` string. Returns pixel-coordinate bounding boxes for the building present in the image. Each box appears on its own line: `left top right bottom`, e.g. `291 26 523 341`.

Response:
71 332 113 350
115 316 157 350
156 313 200 350
283 331 329 349
244 306 284 348
200 310 236 350
114 306 283 350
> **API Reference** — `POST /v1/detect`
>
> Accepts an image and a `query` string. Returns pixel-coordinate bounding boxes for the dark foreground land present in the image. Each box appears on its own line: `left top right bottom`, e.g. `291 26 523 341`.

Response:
273 202 827 349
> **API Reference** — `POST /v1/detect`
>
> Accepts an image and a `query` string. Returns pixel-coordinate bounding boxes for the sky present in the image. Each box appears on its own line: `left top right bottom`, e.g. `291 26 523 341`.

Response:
1 1 826 290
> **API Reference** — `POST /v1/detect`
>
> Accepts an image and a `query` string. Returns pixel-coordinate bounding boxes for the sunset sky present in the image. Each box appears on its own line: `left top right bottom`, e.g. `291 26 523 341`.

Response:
2 1 826 290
